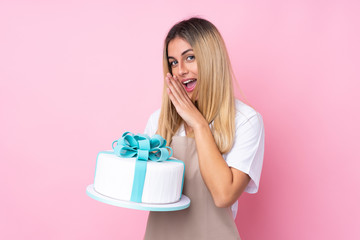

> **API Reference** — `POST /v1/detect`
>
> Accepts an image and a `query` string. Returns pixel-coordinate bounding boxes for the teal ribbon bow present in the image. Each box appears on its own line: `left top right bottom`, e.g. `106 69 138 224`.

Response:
112 132 173 203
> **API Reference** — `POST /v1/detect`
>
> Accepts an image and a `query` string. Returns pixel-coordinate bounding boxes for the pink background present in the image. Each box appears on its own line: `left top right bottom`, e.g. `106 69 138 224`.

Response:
1 1 359 239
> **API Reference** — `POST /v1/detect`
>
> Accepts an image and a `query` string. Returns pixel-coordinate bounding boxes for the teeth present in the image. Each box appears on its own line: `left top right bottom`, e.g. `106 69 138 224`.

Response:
183 79 195 84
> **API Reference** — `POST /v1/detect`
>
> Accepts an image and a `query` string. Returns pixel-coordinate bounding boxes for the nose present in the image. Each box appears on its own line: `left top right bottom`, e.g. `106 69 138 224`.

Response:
178 62 188 76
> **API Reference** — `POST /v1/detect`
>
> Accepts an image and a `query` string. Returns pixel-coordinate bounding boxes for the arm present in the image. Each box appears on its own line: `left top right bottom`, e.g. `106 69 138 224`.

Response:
166 73 250 207
193 122 250 207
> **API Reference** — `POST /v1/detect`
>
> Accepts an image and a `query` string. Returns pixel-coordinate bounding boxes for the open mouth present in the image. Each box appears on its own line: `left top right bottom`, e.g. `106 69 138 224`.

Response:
182 79 197 92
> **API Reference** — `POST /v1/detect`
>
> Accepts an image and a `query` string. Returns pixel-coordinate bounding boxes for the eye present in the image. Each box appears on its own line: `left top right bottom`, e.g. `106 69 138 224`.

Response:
186 55 195 61
169 60 178 67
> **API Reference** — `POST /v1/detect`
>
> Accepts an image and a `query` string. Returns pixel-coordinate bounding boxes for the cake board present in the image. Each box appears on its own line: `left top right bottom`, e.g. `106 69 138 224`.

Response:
86 184 191 211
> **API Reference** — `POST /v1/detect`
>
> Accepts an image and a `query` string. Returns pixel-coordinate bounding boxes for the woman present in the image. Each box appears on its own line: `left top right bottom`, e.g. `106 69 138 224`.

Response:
144 17 264 239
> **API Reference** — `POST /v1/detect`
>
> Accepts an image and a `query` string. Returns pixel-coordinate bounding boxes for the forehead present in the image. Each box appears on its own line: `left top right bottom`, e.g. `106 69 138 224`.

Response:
168 37 192 56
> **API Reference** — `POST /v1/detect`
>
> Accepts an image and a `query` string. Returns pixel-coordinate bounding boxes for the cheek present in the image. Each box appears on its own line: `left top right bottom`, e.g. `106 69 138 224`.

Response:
190 63 198 75
171 68 178 76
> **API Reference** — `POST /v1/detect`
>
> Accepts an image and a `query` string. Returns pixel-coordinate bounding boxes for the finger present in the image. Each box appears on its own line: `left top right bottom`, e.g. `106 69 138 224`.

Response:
165 75 181 103
166 75 184 103
169 75 189 104
172 76 194 108
166 75 179 99
166 74 180 94
167 87 180 108
173 75 189 97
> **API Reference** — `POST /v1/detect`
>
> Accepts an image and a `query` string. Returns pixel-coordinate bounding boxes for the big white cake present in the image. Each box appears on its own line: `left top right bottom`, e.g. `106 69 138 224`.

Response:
93 151 185 204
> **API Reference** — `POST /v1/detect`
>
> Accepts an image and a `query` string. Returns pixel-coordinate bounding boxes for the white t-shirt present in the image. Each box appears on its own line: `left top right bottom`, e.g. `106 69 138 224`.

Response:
144 99 265 219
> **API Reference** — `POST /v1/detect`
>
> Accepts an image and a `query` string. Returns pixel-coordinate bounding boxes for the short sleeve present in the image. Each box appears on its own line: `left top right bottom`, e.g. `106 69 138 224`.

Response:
144 109 161 137
224 109 265 194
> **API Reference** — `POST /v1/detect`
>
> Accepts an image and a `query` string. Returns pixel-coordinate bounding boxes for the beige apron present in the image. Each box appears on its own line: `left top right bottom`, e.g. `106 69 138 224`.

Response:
144 136 241 240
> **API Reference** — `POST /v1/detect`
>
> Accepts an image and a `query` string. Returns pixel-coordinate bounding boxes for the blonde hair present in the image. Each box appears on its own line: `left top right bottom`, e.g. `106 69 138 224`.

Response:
158 17 236 154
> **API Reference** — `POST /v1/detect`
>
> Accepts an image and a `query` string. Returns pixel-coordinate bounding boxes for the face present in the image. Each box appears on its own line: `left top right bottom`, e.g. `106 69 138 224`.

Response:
167 37 198 99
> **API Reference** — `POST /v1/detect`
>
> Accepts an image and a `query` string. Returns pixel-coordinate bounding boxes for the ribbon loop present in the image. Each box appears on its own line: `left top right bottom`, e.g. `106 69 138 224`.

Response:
166 146 173 158
112 132 172 162
150 134 166 149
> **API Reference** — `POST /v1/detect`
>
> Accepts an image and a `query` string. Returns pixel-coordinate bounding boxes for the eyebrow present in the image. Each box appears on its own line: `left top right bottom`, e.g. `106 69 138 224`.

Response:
168 48 193 59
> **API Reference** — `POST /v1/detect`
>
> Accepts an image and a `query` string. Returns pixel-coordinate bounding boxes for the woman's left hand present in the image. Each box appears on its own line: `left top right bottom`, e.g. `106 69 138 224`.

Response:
166 73 206 130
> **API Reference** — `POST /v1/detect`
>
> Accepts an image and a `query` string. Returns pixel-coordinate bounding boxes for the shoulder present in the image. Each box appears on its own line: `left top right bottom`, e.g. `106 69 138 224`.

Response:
148 108 161 123
234 99 263 129
144 109 161 136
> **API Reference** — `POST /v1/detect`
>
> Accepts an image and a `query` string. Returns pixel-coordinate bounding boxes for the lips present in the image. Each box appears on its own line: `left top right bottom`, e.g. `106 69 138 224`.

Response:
181 78 197 92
